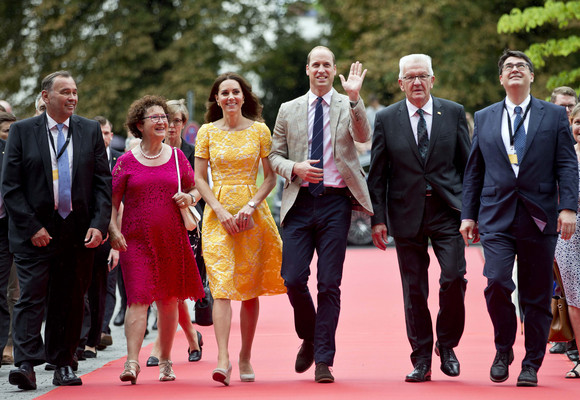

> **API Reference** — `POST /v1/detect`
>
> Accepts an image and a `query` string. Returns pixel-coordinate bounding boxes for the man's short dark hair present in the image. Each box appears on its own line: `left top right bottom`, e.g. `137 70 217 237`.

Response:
498 50 534 75
94 115 112 130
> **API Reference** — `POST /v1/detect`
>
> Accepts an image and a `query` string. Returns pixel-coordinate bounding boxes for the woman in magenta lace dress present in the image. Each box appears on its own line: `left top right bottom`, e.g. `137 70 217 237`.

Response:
109 95 204 384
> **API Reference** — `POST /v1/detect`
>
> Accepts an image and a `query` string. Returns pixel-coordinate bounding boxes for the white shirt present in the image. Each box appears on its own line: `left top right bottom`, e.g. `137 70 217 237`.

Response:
46 114 73 210
501 95 531 177
406 97 434 144
302 89 346 188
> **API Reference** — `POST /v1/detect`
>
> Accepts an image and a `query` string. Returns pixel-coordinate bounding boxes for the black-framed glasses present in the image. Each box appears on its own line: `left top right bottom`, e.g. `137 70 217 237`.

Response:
142 114 169 123
502 63 529 72
402 74 431 82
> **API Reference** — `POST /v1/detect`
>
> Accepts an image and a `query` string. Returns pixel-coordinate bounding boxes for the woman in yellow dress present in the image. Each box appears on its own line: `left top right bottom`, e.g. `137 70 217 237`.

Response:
194 73 286 386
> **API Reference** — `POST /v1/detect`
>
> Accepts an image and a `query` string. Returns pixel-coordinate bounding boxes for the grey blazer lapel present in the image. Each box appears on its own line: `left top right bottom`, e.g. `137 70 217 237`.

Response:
329 88 343 150
35 114 55 198
296 94 310 161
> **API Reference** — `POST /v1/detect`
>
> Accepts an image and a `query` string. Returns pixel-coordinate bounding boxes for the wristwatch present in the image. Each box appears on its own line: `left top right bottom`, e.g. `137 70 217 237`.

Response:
248 201 257 209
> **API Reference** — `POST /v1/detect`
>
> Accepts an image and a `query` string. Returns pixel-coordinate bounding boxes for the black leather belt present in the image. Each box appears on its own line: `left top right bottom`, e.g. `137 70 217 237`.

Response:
300 186 350 197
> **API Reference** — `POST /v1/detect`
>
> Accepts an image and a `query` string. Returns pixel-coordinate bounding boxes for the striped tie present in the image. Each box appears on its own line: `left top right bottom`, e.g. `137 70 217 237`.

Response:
309 97 324 196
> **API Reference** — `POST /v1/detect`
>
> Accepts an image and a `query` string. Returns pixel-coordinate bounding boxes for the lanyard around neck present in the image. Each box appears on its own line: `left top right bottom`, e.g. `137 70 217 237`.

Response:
47 124 72 160
504 100 531 147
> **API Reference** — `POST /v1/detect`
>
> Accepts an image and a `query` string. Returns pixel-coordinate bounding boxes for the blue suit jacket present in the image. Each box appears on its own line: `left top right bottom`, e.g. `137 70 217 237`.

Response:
461 96 578 235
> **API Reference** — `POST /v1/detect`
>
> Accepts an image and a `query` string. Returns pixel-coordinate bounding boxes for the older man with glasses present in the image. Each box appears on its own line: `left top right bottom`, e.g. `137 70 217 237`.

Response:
368 53 471 383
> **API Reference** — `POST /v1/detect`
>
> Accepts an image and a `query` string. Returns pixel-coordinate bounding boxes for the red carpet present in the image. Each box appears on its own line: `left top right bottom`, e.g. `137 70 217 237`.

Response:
38 247 578 399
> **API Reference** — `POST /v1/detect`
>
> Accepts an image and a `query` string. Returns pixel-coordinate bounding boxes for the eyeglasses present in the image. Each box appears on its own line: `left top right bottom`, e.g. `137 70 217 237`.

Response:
562 104 576 110
142 114 169 123
502 63 529 72
170 118 184 125
401 74 431 82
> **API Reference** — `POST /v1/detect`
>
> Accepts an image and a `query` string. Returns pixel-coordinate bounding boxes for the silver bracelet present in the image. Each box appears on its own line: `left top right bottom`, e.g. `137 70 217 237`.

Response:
189 193 196 205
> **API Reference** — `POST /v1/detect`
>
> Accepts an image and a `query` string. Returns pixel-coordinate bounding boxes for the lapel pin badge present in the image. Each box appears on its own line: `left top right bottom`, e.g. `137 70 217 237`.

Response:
437 111 442 115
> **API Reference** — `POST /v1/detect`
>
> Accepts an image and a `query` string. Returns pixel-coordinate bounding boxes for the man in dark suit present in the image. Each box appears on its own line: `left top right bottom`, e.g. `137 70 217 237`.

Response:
460 50 578 387
368 54 471 382
1 71 112 389
269 46 372 383
77 116 120 358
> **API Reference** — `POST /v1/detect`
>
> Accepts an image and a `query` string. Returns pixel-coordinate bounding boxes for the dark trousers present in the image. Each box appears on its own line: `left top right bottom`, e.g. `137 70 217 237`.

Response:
0 217 13 355
79 243 110 349
281 189 351 366
12 214 95 367
393 193 467 367
102 260 119 334
480 201 556 371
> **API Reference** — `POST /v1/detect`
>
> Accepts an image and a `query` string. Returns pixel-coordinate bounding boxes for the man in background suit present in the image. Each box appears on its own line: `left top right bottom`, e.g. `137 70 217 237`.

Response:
460 50 577 387
269 45 372 383
367 54 471 383
77 116 120 359
2 71 112 389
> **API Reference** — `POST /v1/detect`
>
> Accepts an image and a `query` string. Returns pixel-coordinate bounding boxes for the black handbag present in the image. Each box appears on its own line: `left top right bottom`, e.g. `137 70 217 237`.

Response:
195 280 213 326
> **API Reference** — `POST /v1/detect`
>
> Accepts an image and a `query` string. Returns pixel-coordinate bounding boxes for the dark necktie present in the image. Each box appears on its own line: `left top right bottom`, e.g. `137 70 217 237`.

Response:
56 123 71 218
309 97 324 196
417 108 429 163
514 106 526 163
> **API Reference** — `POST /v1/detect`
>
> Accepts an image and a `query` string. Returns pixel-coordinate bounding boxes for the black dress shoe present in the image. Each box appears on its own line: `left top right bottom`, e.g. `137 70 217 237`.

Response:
549 342 566 354
314 363 334 383
113 310 125 326
83 350 97 359
490 349 514 383
295 340 314 373
405 363 432 382
516 366 537 387
567 350 579 362
435 343 460 377
188 331 203 362
53 365 82 386
45 363 56 371
9 363 37 390
146 356 159 367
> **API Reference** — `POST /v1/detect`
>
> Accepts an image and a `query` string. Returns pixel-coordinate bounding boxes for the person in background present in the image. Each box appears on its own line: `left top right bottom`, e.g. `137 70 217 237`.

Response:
0 112 16 367
76 116 121 360
549 86 579 360
146 99 203 367
553 103 580 378
551 86 577 121
269 46 372 383
0 100 12 114
34 92 46 116
195 72 286 386
109 95 204 384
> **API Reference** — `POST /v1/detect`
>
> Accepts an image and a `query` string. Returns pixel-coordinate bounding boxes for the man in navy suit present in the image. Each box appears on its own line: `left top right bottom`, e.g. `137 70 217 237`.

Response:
1 71 111 389
368 54 471 382
460 50 578 387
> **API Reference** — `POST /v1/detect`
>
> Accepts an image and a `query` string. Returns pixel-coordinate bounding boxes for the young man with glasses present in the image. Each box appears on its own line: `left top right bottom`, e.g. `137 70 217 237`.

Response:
460 49 578 387
367 53 471 383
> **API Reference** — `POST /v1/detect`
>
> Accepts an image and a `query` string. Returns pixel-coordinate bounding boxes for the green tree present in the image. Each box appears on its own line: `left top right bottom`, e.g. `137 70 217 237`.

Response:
0 0 279 134
317 0 546 113
498 0 580 93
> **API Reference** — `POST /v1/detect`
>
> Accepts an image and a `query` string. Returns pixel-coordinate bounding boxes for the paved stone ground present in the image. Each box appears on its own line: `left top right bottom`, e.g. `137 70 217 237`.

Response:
0 301 163 399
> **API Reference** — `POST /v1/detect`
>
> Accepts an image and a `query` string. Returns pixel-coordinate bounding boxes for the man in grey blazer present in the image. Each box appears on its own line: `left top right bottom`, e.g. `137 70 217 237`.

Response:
269 45 372 383
368 54 471 383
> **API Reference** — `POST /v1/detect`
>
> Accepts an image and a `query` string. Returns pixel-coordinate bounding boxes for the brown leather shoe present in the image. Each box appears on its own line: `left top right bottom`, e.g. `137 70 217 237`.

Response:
314 363 334 383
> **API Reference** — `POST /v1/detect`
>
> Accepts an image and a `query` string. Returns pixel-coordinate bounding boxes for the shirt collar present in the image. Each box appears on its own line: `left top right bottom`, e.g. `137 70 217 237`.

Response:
505 95 531 116
406 96 433 118
308 89 333 107
46 114 70 131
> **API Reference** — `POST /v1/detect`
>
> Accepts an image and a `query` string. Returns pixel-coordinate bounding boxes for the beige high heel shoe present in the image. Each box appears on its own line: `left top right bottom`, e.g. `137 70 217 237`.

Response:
119 360 140 385
159 360 176 381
